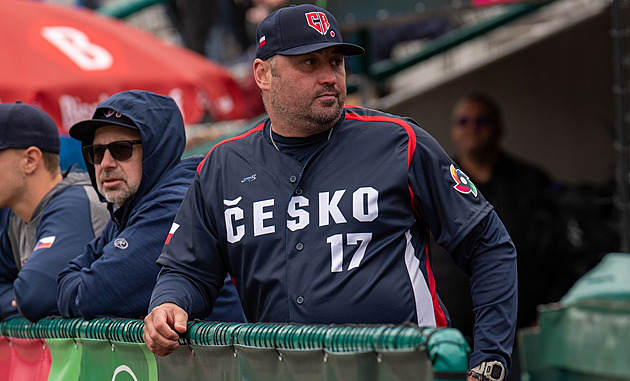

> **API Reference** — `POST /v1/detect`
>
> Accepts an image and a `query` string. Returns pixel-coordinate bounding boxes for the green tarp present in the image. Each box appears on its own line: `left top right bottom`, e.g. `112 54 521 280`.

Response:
521 252 630 381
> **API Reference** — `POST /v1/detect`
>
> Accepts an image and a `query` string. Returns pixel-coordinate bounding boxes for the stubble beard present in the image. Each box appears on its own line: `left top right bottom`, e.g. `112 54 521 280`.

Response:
268 63 345 134
310 93 345 126
270 89 345 135
97 170 138 205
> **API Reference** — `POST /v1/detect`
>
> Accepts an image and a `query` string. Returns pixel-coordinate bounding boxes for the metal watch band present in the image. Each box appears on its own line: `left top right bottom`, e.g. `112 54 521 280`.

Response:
470 361 505 381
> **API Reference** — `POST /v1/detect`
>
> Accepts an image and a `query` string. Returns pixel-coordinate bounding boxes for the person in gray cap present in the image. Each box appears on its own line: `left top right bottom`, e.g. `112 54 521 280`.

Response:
143 5 516 381
0 102 109 322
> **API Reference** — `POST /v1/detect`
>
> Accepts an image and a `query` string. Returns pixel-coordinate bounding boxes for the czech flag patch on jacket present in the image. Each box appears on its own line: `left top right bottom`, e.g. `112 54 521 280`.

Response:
34 236 56 251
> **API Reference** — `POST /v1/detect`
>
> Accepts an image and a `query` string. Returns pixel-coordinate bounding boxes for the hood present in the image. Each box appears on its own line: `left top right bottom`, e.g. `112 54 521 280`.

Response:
79 91 186 214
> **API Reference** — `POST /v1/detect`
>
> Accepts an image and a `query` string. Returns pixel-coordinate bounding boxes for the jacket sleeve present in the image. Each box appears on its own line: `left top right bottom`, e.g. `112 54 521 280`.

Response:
451 211 517 371
150 172 228 320
13 187 101 322
406 124 517 370
56 228 108 318
0 209 19 321
57 200 179 319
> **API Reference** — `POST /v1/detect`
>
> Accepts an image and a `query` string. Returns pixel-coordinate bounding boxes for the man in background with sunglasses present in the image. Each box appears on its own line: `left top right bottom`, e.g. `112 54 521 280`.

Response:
0 103 110 322
433 92 557 380
56 90 245 323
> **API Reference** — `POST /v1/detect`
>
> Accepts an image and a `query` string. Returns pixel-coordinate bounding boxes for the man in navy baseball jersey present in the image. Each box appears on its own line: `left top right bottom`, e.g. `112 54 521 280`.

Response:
143 5 517 381
56 90 245 322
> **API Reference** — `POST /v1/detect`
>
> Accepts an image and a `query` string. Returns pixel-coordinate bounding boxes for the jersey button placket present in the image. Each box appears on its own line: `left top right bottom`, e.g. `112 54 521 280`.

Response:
296 296 304 305
294 188 302 196
295 242 304 251
289 175 297 183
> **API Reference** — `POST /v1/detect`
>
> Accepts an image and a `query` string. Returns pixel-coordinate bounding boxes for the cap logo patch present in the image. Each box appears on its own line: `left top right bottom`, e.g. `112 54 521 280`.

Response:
450 164 478 197
305 12 331 35
258 36 266 49
103 109 123 119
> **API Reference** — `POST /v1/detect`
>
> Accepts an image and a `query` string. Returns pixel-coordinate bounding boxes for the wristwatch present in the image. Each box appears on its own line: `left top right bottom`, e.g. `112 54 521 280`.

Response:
469 361 505 381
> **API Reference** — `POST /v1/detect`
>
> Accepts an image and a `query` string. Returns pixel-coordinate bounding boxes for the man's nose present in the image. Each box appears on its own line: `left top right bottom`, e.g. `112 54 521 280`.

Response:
99 148 118 167
319 64 338 85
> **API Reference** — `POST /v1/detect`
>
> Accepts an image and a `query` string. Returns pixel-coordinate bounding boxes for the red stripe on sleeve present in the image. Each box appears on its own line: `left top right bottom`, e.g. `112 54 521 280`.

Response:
197 123 265 175
424 227 448 326
345 108 444 324
344 109 416 168
345 109 422 219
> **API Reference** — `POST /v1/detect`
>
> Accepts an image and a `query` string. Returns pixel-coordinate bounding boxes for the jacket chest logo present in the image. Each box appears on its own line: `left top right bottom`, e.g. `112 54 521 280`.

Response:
114 238 129 249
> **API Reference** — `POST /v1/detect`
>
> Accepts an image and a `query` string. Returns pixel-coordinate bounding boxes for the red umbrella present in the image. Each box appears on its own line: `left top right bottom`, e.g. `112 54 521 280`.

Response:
0 0 263 134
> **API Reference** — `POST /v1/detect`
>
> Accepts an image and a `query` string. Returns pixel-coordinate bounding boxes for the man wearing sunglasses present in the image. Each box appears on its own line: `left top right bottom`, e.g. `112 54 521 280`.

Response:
434 92 557 380
0 103 110 322
447 91 556 328
56 90 245 323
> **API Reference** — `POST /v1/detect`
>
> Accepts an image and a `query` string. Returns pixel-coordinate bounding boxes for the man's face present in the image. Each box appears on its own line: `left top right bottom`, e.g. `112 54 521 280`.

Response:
92 125 142 206
450 99 501 157
268 47 347 133
0 149 24 209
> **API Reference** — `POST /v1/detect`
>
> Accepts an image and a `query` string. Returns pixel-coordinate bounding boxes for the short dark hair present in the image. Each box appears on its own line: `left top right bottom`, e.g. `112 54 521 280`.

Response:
42 151 60 175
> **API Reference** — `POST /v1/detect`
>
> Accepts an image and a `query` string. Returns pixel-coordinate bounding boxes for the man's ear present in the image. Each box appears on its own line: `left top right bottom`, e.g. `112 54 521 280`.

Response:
22 147 43 175
253 58 271 91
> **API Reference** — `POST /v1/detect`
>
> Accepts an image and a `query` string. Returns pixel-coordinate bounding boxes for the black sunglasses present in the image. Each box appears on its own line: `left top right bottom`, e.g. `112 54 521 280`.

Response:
83 140 142 165
455 115 491 127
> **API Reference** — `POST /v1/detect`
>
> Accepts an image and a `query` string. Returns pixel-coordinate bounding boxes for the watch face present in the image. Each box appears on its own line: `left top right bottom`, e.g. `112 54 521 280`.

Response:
490 364 503 379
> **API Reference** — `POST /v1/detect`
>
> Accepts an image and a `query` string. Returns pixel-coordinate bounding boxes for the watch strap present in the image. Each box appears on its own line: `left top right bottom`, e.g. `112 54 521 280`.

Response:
467 371 490 381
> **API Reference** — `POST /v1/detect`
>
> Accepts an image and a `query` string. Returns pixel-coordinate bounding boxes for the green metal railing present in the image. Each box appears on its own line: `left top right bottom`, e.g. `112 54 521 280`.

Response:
0 317 470 379
0 317 467 353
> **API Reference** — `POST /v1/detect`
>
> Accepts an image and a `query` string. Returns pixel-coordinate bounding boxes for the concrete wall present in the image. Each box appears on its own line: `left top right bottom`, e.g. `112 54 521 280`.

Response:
383 7 615 186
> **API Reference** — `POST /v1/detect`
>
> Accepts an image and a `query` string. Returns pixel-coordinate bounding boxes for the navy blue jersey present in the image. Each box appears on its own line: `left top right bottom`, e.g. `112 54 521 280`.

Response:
151 106 517 368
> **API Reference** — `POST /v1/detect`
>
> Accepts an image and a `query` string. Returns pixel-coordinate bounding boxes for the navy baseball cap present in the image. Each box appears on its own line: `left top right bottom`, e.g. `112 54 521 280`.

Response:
256 4 365 60
70 106 138 143
0 102 60 153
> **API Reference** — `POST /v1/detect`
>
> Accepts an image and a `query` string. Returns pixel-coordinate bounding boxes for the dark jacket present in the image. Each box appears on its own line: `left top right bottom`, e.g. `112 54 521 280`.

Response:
0 208 17 320
57 91 245 321
0 167 109 322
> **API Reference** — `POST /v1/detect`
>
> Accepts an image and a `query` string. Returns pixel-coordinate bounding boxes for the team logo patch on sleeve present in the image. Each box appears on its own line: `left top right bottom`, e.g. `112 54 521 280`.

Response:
450 164 478 197
165 222 180 245
34 236 56 251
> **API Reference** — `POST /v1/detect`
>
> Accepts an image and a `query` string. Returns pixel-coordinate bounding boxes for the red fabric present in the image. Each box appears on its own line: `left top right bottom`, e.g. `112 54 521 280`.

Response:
0 0 264 134
0 337 51 381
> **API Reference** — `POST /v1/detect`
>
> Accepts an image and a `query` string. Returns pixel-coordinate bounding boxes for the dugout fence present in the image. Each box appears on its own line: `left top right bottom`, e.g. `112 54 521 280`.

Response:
0 317 470 381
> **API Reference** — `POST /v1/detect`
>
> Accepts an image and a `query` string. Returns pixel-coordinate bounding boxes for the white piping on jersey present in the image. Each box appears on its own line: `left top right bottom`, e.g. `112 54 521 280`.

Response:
404 230 437 327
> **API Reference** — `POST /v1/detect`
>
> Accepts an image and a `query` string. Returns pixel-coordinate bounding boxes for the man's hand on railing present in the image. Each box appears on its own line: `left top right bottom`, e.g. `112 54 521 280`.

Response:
143 302 188 356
